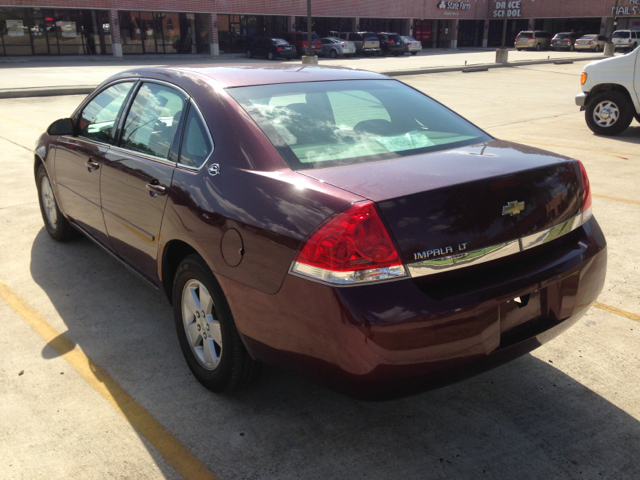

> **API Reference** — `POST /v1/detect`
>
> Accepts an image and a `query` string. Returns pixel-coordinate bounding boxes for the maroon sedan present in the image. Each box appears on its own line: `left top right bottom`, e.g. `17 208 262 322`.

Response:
35 66 606 400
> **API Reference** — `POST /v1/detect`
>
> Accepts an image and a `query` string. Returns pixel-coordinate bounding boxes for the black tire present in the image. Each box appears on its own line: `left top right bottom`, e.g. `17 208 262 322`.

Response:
268 51 275 60
246 50 252 59
635 113 640 124
411 51 417 55
286 56 292 60
585 91 634 136
330 49 337 58
569 43 574 51
36 163 79 242
173 254 260 393
595 44 600 52
516 48 521 51
536 43 541 51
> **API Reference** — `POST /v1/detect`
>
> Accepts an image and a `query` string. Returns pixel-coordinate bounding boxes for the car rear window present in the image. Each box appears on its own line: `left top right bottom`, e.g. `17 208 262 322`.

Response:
272 39 288 45
517 31 533 38
389 35 401 42
226 80 490 170
362 32 378 40
613 31 630 38
582 35 597 39
555 34 569 39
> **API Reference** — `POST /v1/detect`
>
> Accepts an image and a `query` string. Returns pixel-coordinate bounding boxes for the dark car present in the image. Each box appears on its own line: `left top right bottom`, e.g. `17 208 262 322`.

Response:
246 37 295 60
35 66 606 400
551 32 580 51
377 32 405 56
282 32 322 56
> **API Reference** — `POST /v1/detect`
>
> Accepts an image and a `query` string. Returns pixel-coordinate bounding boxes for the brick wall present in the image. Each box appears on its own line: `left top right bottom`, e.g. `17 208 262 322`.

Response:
0 0 626 19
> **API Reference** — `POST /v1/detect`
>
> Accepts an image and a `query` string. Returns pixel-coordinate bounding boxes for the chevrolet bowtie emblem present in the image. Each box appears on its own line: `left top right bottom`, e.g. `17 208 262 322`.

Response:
502 200 525 216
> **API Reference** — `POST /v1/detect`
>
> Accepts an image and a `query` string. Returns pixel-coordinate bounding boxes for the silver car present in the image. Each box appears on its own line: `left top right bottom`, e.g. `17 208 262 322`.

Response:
612 30 639 51
320 37 356 58
514 30 552 51
575 34 608 52
401 36 422 55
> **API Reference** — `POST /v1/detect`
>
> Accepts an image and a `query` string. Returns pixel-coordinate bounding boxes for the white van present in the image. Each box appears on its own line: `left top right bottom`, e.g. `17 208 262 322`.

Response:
611 30 639 51
575 46 640 135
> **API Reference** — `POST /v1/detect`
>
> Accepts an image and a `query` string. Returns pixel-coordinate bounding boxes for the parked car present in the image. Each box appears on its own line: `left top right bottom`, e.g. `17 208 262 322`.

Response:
611 30 639 51
282 32 322 56
246 37 296 60
575 34 608 52
338 31 381 55
319 37 356 58
576 46 640 135
551 32 580 51
401 35 422 55
37 65 606 400
514 30 552 51
377 32 405 56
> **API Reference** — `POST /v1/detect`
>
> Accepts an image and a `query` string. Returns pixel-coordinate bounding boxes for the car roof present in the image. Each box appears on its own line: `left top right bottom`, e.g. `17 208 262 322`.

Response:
115 65 389 89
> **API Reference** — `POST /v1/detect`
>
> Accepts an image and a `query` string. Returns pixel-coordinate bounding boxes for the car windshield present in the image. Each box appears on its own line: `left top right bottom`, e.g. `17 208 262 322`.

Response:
613 31 630 38
272 39 288 45
227 80 490 170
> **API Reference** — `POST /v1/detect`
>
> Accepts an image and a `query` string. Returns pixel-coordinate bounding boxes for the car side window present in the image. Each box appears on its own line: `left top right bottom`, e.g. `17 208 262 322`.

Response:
78 82 134 144
120 83 185 160
179 105 213 169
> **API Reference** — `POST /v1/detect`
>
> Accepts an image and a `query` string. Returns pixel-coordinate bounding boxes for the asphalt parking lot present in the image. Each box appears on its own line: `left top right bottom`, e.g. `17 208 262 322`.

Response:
1 58 639 479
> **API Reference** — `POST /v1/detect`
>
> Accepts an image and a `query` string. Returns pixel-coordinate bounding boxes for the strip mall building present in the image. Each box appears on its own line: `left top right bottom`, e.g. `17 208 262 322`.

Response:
1 0 639 57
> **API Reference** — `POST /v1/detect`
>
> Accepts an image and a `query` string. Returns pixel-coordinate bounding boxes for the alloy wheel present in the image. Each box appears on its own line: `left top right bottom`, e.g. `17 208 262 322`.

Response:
593 100 620 127
181 279 222 371
40 176 58 229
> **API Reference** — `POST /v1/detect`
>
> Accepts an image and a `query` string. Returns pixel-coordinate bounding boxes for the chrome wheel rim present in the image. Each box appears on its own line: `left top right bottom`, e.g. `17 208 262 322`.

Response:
40 176 58 229
182 279 222 371
593 101 620 127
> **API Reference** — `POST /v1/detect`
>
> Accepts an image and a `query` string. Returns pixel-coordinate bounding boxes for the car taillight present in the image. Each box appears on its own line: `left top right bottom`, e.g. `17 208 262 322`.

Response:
577 160 592 223
528 36 534 39
277 47 282 51
291 201 407 285
587 40 593 44
629 39 633 43
387 40 394 44
341 43 345 47
564 38 570 42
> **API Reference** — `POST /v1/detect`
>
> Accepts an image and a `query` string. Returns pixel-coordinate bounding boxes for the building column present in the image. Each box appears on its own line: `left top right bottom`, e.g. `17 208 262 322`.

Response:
209 13 219 56
109 10 122 57
407 18 414 37
288 16 295 32
528 18 535 30
482 21 489 48
432 20 439 49
354 17 360 31
601 16 610 36
450 19 459 49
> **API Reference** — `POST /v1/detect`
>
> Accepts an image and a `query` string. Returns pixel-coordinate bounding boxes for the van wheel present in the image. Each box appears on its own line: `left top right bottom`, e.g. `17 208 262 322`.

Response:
173 254 261 392
585 91 634 136
536 43 541 51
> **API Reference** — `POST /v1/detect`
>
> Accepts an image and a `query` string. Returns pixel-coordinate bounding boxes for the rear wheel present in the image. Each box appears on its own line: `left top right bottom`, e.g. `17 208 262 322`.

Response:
36 164 79 242
536 43 541 51
516 48 521 51
594 44 600 52
330 49 337 58
173 254 260 392
411 51 417 55
635 112 640 124
268 51 275 60
569 43 575 51
246 50 252 58
585 91 634 136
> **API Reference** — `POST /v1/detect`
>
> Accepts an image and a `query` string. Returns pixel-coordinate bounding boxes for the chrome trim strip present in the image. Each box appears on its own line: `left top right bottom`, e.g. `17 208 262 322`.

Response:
407 214 583 278
290 261 407 287
108 145 177 167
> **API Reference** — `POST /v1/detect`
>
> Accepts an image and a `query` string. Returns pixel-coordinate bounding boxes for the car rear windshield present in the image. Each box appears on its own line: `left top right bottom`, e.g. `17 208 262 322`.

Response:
613 31 630 38
272 39 288 45
582 35 597 39
517 31 533 38
555 34 570 39
362 32 378 40
389 35 402 41
226 80 490 170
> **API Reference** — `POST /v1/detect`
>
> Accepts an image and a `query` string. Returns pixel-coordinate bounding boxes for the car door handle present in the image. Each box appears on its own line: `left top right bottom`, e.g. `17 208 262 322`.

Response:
146 183 167 196
85 159 99 171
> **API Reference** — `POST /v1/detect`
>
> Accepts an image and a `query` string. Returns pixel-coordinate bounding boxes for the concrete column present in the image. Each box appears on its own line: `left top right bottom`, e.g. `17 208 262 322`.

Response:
528 18 535 30
432 20 438 49
354 17 360 31
450 19 459 49
482 21 489 48
109 9 122 57
407 18 414 37
209 13 219 56
600 17 609 36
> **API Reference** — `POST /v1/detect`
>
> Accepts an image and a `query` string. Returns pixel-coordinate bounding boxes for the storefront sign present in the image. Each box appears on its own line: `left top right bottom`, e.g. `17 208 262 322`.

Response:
438 1 471 11
6 19 24 36
60 21 76 38
493 1 522 18
611 1 640 16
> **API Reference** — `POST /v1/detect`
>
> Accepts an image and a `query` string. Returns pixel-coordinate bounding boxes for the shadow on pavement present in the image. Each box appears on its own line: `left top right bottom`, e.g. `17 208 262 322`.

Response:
30 228 640 479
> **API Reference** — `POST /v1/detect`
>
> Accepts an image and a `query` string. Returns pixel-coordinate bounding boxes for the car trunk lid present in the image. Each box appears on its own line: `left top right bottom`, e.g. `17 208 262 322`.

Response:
298 140 583 266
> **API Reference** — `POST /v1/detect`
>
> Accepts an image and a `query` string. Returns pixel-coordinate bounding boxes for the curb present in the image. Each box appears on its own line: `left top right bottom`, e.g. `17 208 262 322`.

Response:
0 86 96 99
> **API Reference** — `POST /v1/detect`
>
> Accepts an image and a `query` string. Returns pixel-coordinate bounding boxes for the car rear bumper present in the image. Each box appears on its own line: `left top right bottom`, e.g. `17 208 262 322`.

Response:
339 47 356 55
222 216 606 400
575 44 596 50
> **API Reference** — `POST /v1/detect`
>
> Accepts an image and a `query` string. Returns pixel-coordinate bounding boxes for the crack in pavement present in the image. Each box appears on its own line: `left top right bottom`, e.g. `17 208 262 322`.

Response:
0 134 31 152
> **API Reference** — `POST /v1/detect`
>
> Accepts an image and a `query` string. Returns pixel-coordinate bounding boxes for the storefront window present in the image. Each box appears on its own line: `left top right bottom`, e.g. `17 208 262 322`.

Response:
0 8 31 56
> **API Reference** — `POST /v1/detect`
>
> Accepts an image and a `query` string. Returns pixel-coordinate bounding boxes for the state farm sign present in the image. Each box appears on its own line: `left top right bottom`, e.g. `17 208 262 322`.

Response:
493 1 522 18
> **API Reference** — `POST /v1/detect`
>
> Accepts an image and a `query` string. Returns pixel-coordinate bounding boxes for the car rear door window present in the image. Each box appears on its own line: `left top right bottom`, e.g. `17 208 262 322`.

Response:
120 82 185 160
78 82 134 144
179 105 213 169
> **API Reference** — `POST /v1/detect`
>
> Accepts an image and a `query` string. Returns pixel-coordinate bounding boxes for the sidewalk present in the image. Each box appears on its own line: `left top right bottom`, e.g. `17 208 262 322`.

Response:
0 48 606 98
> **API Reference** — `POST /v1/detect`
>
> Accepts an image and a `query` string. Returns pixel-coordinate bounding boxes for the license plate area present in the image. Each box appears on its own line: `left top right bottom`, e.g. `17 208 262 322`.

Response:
499 272 580 339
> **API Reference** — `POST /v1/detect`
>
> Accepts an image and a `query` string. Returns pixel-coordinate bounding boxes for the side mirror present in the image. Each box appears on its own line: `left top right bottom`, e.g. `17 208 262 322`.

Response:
47 118 75 136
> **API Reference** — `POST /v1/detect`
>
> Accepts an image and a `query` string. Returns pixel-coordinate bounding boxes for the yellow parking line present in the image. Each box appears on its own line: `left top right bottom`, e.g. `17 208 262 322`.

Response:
0 279 218 480
592 194 640 206
594 302 640 323
502 139 640 158
0 114 42 131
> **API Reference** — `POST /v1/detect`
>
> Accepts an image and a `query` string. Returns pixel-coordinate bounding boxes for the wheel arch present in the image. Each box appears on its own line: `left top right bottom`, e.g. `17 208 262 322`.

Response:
586 84 635 108
161 239 200 304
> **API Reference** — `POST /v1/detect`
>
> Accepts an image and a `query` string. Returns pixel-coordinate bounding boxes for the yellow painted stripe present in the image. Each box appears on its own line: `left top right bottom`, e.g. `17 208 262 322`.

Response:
594 301 640 323
502 139 640 158
0 114 42 131
592 194 640 206
0 279 218 480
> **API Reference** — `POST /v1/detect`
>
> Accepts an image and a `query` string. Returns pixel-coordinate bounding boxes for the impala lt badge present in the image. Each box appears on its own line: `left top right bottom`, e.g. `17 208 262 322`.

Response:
502 200 525 216
413 243 468 261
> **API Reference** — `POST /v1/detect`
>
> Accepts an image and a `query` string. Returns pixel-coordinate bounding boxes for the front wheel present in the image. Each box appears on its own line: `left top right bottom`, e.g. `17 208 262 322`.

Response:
173 254 260 392
585 91 634 136
36 164 79 241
